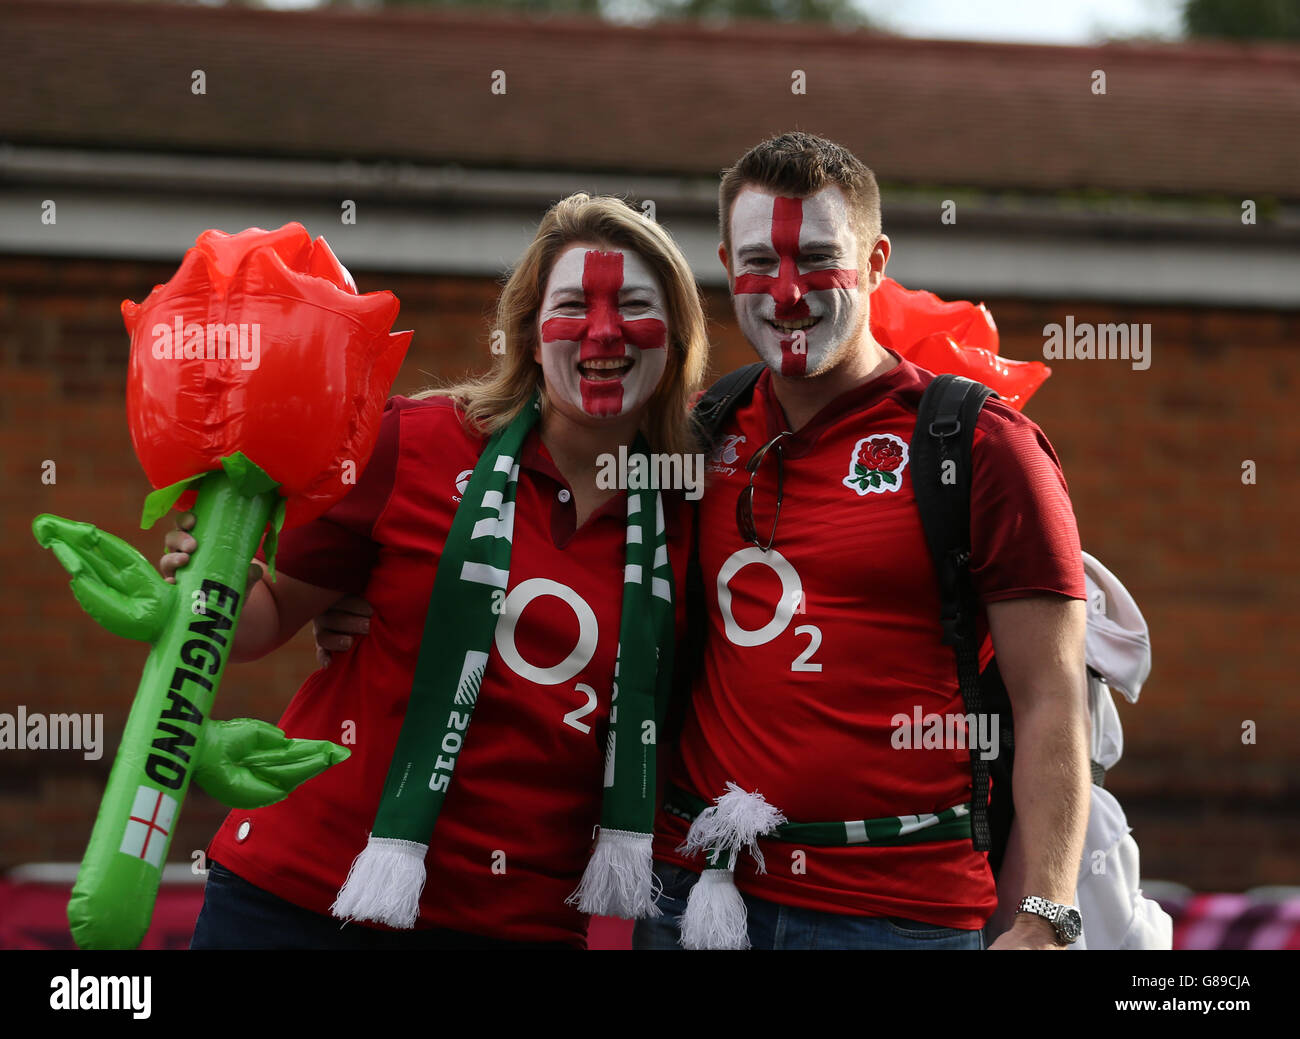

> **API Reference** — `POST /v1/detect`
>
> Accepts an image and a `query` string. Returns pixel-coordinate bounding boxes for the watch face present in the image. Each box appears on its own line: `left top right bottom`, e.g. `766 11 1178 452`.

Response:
1060 908 1083 942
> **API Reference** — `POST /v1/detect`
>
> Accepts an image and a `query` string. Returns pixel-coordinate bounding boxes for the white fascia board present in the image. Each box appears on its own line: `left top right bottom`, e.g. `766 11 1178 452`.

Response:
883 231 1300 307
2 148 1296 307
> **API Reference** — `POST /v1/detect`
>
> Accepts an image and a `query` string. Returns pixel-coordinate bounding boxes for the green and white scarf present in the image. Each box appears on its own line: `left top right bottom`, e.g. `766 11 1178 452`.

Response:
675 782 974 949
331 395 676 928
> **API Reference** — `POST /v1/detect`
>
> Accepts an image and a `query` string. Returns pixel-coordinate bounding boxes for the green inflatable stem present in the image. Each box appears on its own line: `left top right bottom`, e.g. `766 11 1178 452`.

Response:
32 466 346 949
139 452 287 578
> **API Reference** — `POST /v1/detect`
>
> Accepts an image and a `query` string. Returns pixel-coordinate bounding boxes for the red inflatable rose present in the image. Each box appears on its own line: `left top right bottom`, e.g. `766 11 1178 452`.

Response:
32 223 408 948
123 223 412 528
869 278 1049 410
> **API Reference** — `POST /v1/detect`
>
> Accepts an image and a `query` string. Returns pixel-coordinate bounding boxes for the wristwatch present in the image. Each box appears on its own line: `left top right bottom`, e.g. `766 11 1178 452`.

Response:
1016 896 1083 944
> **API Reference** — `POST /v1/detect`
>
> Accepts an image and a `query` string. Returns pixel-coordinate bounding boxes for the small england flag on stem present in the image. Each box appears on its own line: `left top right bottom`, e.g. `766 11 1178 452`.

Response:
119 786 177 869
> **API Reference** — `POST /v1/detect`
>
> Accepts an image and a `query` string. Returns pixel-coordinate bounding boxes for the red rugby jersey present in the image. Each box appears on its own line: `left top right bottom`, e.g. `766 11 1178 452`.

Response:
209 396 689 946
653 356 1084 929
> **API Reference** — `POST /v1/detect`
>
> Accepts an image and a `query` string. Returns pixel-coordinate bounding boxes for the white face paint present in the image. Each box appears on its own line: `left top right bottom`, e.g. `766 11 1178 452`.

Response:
537 245 669 419
729 185 863 378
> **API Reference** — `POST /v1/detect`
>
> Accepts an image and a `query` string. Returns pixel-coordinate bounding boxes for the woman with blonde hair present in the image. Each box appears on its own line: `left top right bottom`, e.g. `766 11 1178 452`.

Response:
164 194 709 948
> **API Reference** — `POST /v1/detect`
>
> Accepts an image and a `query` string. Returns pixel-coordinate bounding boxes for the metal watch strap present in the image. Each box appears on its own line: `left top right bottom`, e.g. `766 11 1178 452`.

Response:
1016 895 1078 943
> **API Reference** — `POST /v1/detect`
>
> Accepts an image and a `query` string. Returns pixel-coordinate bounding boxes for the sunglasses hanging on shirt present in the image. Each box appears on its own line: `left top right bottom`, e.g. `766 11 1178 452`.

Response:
736 430 794 552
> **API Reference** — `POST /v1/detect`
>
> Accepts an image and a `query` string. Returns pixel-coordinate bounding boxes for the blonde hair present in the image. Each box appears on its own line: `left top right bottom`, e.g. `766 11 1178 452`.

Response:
417 193 708 457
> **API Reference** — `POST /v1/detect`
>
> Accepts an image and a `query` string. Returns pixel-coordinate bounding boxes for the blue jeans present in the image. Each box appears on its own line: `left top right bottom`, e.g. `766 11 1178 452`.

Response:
633 862 985 950
190 861 571 950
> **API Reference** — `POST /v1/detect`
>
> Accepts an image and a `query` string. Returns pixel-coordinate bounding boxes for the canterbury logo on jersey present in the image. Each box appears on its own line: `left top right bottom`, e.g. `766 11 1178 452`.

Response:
706 434 746 477
452 468 473 503
843 433 909 496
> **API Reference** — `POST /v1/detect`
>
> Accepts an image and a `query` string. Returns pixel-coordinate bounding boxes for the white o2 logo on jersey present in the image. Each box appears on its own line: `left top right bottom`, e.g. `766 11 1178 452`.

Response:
496 578 597 684
494 578 603 731
717 548 823 672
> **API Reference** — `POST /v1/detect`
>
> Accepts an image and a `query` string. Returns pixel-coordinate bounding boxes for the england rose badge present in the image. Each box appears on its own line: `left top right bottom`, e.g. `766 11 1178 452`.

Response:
843 434 909 495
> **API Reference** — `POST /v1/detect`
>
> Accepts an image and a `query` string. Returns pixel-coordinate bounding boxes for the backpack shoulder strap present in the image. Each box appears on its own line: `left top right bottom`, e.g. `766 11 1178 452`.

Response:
910 374 999 850
668 363 766 742
692 363 765 449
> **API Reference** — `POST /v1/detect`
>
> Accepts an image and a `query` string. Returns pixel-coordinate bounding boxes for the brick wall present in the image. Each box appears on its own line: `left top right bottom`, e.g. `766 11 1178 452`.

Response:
2 254 1296 891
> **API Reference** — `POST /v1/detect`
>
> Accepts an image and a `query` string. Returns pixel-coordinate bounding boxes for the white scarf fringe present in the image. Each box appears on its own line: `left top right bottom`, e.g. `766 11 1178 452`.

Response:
677 784 787 950
567 827 661 919
681 870 751 950
680 782 786 874
330 835 428 929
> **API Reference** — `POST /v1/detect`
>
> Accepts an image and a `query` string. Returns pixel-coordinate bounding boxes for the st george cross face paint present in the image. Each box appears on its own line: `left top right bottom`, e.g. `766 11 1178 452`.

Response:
729 186 862 378
538 246 669 419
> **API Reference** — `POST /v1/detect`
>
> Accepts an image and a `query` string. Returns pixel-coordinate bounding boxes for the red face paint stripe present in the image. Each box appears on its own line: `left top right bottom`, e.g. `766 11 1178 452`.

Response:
581 249 622 350
620 318 666 350
733 196 859 316
539 251 667 353
540 316 586 342
540 315 666 350
539 250 670 417
733 197 864 378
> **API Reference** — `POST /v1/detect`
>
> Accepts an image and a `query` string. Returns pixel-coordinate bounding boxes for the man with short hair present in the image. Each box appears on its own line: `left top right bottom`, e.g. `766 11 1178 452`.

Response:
636 131 1090 950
